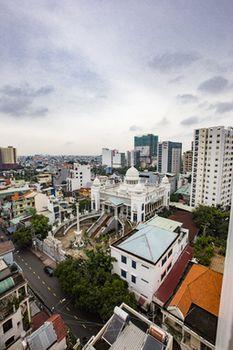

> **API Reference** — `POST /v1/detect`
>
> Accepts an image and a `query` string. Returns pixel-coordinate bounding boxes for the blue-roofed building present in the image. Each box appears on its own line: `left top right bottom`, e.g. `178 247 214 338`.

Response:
111 215 189 308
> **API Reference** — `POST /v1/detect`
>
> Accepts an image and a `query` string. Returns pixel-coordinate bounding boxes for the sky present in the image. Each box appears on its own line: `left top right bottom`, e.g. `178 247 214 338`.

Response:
0 0 233 155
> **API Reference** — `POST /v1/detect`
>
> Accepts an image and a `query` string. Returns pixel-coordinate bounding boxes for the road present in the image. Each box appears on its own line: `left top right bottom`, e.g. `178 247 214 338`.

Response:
14 250 102 341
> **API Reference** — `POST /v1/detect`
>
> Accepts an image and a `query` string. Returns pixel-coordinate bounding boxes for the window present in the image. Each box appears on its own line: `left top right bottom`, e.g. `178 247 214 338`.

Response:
132 260 136 269
167 262 172 272
121 255 127 264
168 249 172 258
131 275 136 284
3 319 13 333
161 270 166 281
5 336 15 348
162 256 167 266
121 269 127 278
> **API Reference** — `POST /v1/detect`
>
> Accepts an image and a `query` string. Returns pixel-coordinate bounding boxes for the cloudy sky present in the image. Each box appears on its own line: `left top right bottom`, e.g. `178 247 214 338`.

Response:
0 1 233 155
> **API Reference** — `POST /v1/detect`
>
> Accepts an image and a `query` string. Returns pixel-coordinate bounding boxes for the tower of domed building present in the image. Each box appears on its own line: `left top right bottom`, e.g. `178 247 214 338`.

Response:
91 166 170 224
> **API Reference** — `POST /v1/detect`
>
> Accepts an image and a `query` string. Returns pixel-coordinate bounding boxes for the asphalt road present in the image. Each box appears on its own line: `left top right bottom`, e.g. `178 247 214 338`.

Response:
14 250 102 341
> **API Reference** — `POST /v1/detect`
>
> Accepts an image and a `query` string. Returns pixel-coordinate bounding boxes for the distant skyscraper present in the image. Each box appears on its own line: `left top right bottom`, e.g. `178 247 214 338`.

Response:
0 146 17 170
216 192 233 350
126 150 140 167
157 141 182 174
134 134 158 165
190 126 233 208
102 148 113 168
182 149 193 173
102 148 126 169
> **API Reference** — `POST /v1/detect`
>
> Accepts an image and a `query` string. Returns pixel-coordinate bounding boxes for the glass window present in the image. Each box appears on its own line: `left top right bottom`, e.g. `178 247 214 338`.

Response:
168 249 172 258
161 270 166 281
5 336 15 348
121 269 127 278
3 319 13 333
132 260 136 269
131 275 136 284
162 256 167 266
121 255 127 264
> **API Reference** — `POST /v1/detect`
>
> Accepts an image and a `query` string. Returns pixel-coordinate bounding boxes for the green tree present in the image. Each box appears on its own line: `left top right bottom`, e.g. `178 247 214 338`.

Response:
31 214 51 239
55 249 137 320
13 227 32 249
194 236 214 266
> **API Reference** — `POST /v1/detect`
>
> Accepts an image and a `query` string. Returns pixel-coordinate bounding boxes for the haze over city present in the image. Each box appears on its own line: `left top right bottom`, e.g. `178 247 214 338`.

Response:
1 0 233 155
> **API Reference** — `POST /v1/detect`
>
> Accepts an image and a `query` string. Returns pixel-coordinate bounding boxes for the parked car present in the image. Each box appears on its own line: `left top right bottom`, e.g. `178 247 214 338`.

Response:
43 266 54 277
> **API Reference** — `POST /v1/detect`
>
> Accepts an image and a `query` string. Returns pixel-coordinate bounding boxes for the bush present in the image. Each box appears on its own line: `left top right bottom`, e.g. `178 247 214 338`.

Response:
194 236 214 266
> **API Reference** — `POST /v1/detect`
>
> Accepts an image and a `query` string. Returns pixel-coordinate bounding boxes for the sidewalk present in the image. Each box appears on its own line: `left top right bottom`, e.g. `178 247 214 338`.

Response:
30 248 57 269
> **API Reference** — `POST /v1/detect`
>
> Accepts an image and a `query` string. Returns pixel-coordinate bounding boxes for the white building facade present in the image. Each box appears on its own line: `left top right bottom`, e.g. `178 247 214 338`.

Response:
66 163 91 192
102 148 113 168
157 141 182 175
190 126 233 208
91 166 170 224
110 216 189 306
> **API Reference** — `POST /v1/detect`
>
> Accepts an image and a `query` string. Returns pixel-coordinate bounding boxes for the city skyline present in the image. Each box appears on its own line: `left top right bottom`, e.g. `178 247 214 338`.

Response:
1 1 233 155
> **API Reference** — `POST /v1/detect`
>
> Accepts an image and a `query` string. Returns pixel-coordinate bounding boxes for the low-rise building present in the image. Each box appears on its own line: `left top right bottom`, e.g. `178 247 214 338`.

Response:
110 215 189 307
36 173 52 186
84 303 173 350
162 264 223 350
0 258 31 350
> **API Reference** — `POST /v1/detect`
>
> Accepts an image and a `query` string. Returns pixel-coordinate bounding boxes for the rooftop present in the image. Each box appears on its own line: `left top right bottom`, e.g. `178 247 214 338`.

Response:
114 222 178 264
168 264 223 319
144 215 182 232
84 304 172 350
0 240 15 256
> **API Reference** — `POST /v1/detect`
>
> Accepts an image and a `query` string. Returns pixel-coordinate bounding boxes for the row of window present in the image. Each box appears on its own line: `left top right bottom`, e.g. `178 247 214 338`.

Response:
121 255 137 269
161 249 172 266
121 269 137 284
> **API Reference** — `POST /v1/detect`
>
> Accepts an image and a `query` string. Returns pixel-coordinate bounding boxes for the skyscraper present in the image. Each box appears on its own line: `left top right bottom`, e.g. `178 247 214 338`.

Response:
134 134 158 165
190 126 233 208
157 141 182 174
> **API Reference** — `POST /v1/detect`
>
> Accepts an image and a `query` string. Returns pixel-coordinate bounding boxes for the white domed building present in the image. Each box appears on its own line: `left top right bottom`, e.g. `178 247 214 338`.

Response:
91 166 170 224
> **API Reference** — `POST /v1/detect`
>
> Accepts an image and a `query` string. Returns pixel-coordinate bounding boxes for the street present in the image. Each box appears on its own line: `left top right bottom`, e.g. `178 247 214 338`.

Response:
14 250 102 341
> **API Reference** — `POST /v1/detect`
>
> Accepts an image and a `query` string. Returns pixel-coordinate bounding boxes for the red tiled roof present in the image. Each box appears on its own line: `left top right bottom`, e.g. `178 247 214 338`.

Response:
0 241 15 256
32 311 49 331
49 314 67 342
169 264 223 318
169 210 199 242
154 245 193 306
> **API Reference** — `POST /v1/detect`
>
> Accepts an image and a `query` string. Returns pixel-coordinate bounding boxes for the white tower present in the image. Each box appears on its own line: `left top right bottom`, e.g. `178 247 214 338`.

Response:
215 192 233 350
161 175 170 207
74 202 84 247
91 177 101 211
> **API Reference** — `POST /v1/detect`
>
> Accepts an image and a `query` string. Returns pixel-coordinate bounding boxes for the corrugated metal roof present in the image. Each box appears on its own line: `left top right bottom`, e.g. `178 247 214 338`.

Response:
117 224 177 264
0 276 15 295
27 322 57 350
110 322 145 350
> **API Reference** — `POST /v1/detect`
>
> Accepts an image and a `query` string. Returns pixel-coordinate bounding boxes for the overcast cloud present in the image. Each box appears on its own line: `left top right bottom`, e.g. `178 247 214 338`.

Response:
0 0 233 154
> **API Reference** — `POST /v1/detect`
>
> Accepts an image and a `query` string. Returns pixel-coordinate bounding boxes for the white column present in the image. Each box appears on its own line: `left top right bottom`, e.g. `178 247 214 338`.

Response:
216 192 233 350
76 202 80 232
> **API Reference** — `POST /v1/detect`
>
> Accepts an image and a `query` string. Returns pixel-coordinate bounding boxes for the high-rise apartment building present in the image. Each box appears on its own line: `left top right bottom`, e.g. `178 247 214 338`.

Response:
102 148 113 168
0 146 17 170
183 150 193 173
102 148 126 169
134 134 158 164
126 150 140 167
190 126 233 208
157 141 182 174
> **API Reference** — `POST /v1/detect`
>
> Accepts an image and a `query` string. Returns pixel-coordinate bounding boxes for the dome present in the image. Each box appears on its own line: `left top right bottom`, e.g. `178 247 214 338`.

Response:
125 166 139 180
161 175 169 185
93 177 100 186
